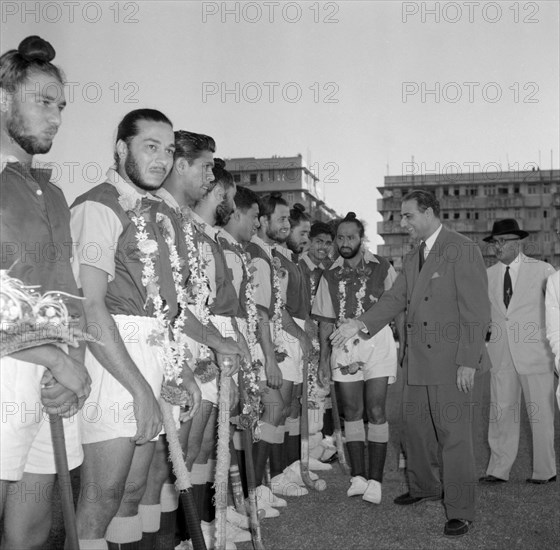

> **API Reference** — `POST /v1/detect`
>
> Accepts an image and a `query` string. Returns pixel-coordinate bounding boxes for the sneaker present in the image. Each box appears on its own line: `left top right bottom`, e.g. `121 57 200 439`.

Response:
362 479 382 504
284 462 319 485
308 457 333 471
347 475 368 497
270 473 309 497
257 484 288 508
245 497 280 519
175 540 193 550
227 521 252 543
227 505 249 529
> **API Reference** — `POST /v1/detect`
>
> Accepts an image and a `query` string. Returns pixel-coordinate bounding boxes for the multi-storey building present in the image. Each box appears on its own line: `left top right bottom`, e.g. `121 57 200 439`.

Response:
377 169 560 269
225 154 339 222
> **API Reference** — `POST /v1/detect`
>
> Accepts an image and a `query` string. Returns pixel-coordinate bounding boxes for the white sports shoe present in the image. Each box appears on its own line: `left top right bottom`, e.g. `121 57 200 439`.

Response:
270 473 309 497
257 484 288 508
285 461 319 483
308 457 333 471
175 540 193 550
362 479 382 504
226 505 249 529
227 521 252 543
245 496 280 519
202 520 238 550
347 475 368 497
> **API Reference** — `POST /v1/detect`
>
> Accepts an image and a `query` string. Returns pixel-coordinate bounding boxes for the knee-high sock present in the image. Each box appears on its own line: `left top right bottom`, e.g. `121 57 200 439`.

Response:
155 482 179 550
367 422 389 482
253 422 275 486
138 504 161 550
345 420 366 478
322 397 334 437
190 463 206 522
78 540 108 550
270 424 287 478
203 459 216 523
106 515 143 548
285 417 301 466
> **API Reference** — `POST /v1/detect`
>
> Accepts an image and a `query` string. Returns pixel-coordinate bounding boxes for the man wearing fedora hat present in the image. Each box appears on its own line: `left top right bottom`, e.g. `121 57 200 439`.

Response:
480 219 557 485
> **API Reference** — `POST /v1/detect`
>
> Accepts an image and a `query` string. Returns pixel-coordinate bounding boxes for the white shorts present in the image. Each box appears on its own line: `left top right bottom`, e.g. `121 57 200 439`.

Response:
0 352 83 481
80 315 165 444
331 325 397 384
276 318 305 384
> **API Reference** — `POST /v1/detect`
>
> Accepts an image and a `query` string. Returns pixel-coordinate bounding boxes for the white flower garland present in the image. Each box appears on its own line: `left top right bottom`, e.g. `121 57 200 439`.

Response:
119 196 189 385
271 255 287 357
182 214 211 360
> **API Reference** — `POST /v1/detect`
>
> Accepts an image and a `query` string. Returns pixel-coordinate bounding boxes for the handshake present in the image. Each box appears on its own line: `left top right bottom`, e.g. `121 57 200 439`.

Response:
329 319 367 348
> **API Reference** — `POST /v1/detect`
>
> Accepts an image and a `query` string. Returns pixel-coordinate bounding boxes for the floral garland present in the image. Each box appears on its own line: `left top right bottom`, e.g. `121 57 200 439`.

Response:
119 195 189 385
181 212 219 382
236 245 263 437
334 263 369 376
306 268 321 406
271 254 288 362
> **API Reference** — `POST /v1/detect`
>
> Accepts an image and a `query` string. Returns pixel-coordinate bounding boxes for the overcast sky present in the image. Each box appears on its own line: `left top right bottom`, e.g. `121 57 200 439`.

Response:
2 0 559 245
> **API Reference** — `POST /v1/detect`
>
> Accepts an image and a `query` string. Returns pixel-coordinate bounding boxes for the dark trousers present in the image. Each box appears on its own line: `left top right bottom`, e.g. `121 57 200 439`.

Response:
402 379 480 522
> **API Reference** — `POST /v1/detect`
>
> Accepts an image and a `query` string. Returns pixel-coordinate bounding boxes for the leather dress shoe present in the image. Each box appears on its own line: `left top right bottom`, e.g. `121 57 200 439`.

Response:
526 475 556 484
444 519 472 537
479 475 507 484
393 492 440 505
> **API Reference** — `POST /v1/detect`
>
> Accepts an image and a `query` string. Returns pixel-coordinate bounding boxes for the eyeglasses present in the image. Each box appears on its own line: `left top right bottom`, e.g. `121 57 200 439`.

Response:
489 237 520 246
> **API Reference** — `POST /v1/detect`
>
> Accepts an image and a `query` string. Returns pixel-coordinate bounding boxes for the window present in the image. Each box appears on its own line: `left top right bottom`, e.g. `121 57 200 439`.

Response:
475 213 479 220
286 193 294 203
453 212 460 219
260 173 264 182
544 210 548 218
498 187 508 195
443 188 449 196
528 184 538 194
233 174 240 183
454 189 460 196
249 173 257 184
443 213 449 220
466 212 471 219
514 186 520 194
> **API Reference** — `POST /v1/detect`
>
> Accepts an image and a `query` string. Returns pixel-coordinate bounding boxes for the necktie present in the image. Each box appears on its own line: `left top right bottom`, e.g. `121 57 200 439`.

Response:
503 266 512 309
419 241 427 271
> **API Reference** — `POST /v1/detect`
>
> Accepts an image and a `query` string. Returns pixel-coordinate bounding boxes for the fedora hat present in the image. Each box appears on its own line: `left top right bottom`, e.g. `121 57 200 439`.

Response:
483 219 529 242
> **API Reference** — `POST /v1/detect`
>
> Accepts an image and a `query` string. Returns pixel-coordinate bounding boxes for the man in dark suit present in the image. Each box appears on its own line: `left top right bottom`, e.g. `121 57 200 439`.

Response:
331 190 490 537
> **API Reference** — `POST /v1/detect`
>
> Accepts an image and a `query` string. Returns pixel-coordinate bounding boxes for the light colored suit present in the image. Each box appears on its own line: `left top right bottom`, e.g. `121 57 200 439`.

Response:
545 270 560 408
485 253 556 480
359 226 490 522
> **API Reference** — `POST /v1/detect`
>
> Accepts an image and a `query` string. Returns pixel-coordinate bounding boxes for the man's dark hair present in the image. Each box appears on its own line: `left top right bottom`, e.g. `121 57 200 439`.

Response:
234 185 260 213
210 158 234 191
259 192 288 220
0 36 64 94
289 203 311 228
174 130 216 164
337 212 365 238
310 221 334 240
114 108 172 165
403 189 440 218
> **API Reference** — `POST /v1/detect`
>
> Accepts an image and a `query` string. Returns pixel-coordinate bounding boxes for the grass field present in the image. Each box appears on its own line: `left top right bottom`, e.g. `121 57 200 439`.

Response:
14 369 560 549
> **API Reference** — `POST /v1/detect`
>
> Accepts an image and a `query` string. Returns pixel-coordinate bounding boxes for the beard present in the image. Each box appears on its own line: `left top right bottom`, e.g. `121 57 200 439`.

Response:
287 234 303 254
338 242 361 259
124 152 164 191
215 196 234 226
266 225 288 243
6 106 55 155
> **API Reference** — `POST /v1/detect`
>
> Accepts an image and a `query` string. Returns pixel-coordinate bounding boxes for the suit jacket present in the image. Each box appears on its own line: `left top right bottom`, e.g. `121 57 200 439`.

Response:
359 226 490 386
487 254 555 375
